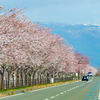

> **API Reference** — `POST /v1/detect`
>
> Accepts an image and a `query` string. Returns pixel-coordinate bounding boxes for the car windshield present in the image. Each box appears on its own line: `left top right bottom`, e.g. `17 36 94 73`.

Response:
88 72 92 74
83 76 87 78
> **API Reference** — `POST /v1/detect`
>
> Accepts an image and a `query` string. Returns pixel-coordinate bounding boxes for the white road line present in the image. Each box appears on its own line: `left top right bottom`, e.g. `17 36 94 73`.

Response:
82 83 85 85
98 92 100 100
56 94 59 96
30 80 80 92
87 80 92 83
69 83 85 91
51 96 55 98
44 99 48 100
74 87 77 88
44 81 85 100
0 93 24 99
61 92 63 94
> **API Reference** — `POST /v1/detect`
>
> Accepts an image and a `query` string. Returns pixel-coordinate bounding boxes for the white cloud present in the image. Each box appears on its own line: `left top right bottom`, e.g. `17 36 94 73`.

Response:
92 24 100 26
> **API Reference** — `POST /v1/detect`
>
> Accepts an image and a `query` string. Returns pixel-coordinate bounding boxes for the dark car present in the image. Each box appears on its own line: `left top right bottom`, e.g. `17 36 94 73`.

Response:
82 75 88 81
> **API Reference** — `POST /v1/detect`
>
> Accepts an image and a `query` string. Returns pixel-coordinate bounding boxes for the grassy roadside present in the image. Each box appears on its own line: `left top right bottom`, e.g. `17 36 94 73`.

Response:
0 78 79 97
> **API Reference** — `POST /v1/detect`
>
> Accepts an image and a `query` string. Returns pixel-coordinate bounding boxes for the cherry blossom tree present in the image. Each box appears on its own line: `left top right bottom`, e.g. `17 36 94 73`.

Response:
0 7 97 76
0 8 52 69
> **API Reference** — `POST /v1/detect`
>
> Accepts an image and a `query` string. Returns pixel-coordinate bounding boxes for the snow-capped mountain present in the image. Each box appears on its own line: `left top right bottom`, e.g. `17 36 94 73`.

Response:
37 22 100 68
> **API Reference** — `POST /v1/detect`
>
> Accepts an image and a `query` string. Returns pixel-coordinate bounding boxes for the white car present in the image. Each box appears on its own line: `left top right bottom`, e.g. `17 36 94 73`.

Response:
87 72 92 76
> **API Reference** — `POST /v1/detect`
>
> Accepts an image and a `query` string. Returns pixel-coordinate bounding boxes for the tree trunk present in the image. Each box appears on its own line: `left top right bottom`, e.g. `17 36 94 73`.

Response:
2 65 6 90
25 74 28 86
46 72 48 83
38 72 41 84
63 73 64 81
30 74 33 86
21 71 25 86
53 71 55 83
13 72 16 88
59 73 60 82
18 74 21 87
8 72 12 89
33 71 37 85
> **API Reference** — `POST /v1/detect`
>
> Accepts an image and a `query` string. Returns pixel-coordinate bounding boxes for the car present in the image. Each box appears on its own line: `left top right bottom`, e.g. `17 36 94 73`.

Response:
82 75 88 81
87 72 92 76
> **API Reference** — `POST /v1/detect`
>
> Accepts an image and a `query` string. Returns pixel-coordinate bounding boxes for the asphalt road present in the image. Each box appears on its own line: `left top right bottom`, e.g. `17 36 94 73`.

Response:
0 76 100 100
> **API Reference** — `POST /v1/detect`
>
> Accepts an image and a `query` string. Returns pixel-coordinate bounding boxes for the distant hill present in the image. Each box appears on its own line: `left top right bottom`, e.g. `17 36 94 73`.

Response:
36 22 100 68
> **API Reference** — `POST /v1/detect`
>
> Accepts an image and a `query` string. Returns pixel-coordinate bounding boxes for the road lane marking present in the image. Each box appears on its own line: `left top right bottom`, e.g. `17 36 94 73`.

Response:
44 82 86 100
84 81 99 100
86 94 89 97
56 94 59 96
30 80 80 92
89 91 92 94
98 92 100 100
87 80 92 83
51 96 55 98
44 99 48 100
0 93 24 99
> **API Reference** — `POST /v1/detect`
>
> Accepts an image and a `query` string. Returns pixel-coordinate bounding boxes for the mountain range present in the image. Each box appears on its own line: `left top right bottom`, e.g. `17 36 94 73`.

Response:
37 22 100 68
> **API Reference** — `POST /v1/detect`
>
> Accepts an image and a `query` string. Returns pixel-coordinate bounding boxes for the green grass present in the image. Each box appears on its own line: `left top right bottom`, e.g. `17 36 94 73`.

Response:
7 93 10 95
11 92 14 95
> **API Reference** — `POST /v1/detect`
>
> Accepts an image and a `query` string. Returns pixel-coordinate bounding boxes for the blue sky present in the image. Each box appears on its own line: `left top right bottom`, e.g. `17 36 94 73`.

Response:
1 0 100 24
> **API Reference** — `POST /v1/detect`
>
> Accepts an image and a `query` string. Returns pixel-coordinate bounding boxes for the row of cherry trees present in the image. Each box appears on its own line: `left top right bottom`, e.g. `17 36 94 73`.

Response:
0 7 97 78
1 63 74 90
